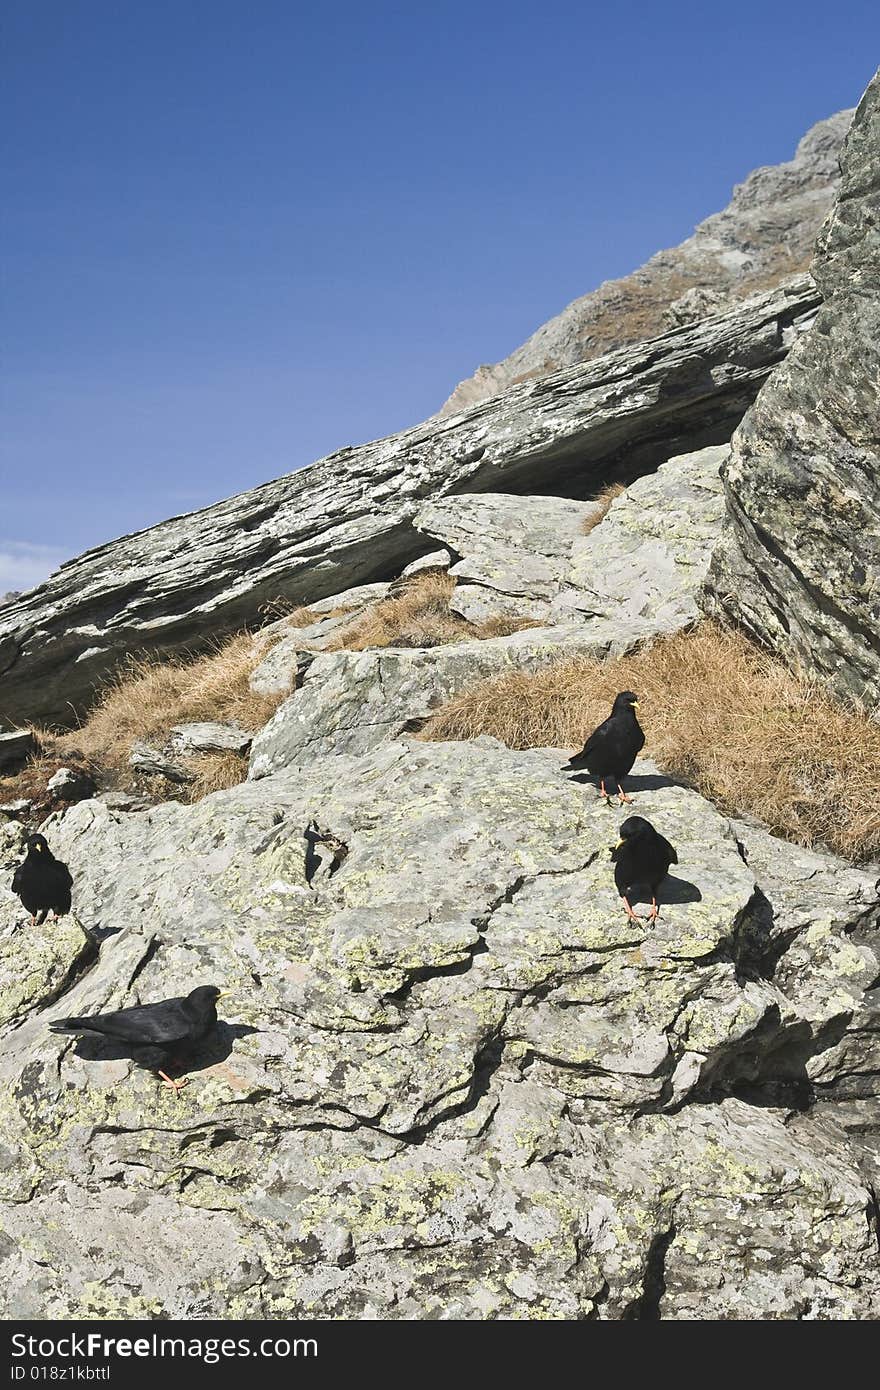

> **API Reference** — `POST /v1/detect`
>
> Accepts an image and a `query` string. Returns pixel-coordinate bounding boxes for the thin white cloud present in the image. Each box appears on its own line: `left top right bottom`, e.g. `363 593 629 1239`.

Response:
0 541 71 596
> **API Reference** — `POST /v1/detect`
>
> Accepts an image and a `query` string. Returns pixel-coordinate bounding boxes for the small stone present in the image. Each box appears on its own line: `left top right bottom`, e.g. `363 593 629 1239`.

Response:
168 722 252 754
129 742 192 783
46 767 98 803
0 731 37 771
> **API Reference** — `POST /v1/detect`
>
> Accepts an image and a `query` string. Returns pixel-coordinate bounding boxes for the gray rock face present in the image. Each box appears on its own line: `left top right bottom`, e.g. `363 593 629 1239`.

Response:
706 71 880 705
0 277 820 727
0 740 878 1318
550 445 727 629
415 493 598 623
441 109 852 414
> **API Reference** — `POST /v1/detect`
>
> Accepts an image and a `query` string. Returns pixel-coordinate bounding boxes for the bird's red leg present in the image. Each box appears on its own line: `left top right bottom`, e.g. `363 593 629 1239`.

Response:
617 780 633 805
599 778 611 803
157 1069 188 1095
646 896 660 923
622 896 642 923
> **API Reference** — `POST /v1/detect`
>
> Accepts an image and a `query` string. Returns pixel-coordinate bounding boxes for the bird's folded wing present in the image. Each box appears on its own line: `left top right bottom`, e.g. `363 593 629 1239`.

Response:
74 1001 191 1044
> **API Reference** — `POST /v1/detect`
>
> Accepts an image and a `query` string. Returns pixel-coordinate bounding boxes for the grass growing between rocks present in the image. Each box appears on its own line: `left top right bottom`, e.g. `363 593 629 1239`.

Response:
2 633 286 810
331 571 540 651
582 482 626 534
419 621 880 863
70 633 281 769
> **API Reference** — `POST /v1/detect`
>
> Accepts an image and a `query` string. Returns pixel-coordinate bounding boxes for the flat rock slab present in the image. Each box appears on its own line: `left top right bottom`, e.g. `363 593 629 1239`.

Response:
0 276 820 725
169 722 253 754
247 617 662 777
0 740 877 1316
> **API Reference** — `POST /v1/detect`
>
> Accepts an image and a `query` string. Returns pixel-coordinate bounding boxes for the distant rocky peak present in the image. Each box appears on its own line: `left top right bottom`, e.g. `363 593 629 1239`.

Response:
439 108 854 416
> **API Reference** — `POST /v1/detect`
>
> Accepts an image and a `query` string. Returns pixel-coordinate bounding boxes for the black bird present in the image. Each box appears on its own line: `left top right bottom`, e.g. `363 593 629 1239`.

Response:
563 691 645 803
49 984 229 1094
611 816 677 923
12 833 73 924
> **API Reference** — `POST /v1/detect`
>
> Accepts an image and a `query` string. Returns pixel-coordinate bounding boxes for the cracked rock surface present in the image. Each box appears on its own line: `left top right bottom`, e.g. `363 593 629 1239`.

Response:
1 739 877 1318
706 70 880 703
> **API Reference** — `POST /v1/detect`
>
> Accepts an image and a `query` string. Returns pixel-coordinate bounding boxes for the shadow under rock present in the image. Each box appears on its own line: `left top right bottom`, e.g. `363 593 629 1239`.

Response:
68 1020 261 1078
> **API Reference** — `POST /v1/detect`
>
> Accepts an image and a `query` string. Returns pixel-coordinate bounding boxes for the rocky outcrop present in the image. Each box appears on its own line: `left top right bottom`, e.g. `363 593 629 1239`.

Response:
0 740 877 1318
441 109 852 414
705 71 880 705
549 445 727 629
415 494 599 623
249 445 729 775
0 277 820 728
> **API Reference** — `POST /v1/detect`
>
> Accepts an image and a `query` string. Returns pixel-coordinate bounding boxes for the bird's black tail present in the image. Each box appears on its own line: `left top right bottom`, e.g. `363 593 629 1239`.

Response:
563 754 589 772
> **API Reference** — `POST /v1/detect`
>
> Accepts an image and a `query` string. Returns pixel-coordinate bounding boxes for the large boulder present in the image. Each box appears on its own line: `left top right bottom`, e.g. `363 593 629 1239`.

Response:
0 278 819 727
706 70 880 704
549 445 727 629
0 739 878 1318
414 493 599 623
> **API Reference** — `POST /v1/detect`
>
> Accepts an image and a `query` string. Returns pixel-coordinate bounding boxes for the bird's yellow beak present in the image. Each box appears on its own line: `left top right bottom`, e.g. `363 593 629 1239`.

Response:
35 843 43 852
631 701 640 710
216 990 233 999
614 838 625 850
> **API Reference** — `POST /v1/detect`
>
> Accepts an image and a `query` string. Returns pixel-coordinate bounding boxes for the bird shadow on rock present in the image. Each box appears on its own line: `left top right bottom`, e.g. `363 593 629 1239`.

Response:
69 1021 261 1074
565 771 688 795
628 875 703 909
659 874 703 905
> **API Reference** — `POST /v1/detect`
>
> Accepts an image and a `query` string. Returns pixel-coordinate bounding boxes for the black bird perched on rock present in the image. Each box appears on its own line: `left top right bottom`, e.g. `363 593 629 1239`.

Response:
49 984 229 1094
12 833 73 924
611 816 677 924
563 691 645 803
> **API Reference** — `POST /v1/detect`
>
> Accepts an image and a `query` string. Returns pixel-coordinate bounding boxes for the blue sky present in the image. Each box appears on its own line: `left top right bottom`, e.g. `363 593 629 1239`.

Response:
2 2 878 592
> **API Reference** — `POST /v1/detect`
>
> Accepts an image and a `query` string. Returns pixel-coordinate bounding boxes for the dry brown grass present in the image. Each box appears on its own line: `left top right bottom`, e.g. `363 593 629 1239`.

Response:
257 597 316 625
186 749 252 801
582 482 626 534
420 622 880 863
70 632 281 771
0 633 288 813
333 572 540 651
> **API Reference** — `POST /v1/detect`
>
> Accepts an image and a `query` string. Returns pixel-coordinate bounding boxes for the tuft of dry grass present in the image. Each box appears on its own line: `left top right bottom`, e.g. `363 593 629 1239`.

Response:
185 749 251 801
420 622 880 863
333 572 540 651
257 597 316 625
581 482 626 534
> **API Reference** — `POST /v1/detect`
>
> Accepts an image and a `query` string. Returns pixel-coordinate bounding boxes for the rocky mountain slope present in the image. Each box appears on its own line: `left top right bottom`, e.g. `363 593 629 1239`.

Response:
0 276 819 727
0 72 877 1320
440 108 853 415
